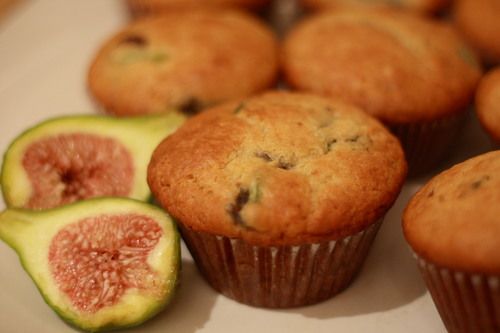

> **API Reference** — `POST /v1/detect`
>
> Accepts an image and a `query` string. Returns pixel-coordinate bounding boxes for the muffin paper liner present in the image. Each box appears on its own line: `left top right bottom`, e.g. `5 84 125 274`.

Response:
126 0 269 17
180 219 382 308
389 112 467 176
126 0 154 17
416 255 500 333
489 139 500 151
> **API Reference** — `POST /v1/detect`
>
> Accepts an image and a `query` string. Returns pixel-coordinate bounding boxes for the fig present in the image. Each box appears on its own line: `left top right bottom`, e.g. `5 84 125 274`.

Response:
0 197 180 332
1 113 185 209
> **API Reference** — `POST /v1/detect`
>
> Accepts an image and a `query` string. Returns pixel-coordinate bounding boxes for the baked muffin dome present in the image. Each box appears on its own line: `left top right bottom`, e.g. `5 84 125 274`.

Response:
301 0 450 14
404 151 500 274
476 68 500 144
282 8 481 124
454 0 500 65
88 10 278 116
127 0 271 16
148 91 407 246
403 151 500 333
282 8 481 174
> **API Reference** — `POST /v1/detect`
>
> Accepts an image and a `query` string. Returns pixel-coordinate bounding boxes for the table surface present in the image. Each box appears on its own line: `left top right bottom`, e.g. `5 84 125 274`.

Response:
0 1 493 332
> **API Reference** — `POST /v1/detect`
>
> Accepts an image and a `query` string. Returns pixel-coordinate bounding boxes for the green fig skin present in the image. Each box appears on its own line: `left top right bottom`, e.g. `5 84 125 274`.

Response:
0 112 186 209
0 197 181 332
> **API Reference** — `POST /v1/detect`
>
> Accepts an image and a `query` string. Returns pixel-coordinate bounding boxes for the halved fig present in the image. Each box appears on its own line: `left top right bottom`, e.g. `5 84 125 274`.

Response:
0 197 180 332
1 113 185 209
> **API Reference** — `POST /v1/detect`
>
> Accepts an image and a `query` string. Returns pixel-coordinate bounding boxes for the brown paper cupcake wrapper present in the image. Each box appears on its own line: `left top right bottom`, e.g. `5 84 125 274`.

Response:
126 0 270 17
180 219 382 308
389 112 467 176
489 139 500 151
126 0 154 17
126 0 181 17
416 255 500 333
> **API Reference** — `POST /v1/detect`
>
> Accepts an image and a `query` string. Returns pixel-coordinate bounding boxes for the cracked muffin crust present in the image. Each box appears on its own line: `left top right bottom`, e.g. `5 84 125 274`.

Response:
127 0 271 16
148 91 407 246
476 68 500 144
301 0 450 14
88 10 278 116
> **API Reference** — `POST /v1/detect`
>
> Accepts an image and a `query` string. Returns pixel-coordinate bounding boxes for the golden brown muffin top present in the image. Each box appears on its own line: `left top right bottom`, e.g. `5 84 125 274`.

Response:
148 92 407 246
453 0 500 65
88 10 278 116
404 151 500 274
301 0 450 14
476 68 500 143
127 0 270 14
282 8 482 124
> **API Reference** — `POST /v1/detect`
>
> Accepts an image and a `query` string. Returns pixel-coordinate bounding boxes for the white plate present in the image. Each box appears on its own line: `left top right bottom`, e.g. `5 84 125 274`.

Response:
0 1 492 332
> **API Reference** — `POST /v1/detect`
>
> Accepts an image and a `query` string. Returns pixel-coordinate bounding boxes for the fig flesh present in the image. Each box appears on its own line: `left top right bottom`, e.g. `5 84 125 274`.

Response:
1 113 185 209
0 197 180 332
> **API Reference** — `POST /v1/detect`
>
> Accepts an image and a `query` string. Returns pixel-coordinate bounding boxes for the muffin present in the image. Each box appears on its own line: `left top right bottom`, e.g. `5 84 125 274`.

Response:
301 0 451 14
127 0 271 17
88 10 278 116
403 151 500 333
453 0 500 65
476 68 500 145
282 8 482 174
148 91 407 307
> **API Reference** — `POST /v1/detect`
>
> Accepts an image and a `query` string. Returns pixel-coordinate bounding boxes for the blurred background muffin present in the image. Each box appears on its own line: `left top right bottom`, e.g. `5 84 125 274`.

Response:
148 91 407 308
453 0 500 65
403 151 500 333
127 0 272 17
282 8 482 174
88 9 278 116
301 0 451 14
476 67 500 146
